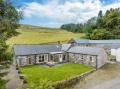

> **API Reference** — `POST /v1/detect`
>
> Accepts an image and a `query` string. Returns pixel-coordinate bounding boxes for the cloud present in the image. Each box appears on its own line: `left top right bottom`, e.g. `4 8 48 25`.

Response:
22 0 120 27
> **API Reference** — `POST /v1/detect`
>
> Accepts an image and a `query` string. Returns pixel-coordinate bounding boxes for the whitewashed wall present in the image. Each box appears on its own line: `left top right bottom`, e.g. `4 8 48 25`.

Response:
116 49 120 62
97 49 107 68
111 48 120 62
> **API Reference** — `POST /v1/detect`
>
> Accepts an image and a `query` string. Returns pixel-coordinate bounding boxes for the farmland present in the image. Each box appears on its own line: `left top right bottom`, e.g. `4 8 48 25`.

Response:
7 26 85 50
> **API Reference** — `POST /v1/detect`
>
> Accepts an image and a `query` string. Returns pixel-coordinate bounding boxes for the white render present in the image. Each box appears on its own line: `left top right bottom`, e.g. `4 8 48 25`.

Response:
111 48 120 62
96 49 108 68
59 54 63 62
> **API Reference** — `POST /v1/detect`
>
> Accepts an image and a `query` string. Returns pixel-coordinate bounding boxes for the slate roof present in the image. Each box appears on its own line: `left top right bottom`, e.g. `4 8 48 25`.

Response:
13 44 106 56
13 44 62 56
89 40 120 44
69 38 89 43
67 46 105 55
70 38 120 44
61 44 71 51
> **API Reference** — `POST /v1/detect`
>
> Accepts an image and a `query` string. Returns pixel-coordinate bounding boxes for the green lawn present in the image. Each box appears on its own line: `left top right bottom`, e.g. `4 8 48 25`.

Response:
20 63 92 85
7 28 85 50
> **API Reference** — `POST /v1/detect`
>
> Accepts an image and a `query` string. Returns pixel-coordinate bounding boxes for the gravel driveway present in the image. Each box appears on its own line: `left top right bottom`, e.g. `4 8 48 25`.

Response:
5 65 23 89
71 63 120 89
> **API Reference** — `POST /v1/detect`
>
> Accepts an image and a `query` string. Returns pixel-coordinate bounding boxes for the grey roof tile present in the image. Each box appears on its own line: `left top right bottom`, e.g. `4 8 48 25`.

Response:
62 44 71 51
70 38 120 44
13 44 62 56
67 46 105 55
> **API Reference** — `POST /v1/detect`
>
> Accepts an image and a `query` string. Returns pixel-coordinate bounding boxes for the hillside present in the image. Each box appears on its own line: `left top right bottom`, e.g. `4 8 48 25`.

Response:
7 26 85 49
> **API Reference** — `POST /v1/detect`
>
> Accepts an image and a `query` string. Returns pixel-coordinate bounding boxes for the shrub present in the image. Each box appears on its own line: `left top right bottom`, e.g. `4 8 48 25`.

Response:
16 67 19 70
18 70 22 74
23 77 28 84
0 78 7 89
30 79 53 89
19 74 25 79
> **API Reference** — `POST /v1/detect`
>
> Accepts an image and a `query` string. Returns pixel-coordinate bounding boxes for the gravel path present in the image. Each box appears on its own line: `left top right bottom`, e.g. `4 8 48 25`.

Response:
72 63 120 89
5 65 23 89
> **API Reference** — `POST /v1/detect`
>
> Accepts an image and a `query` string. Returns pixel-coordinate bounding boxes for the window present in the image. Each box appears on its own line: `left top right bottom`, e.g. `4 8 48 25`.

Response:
63 55 66 60
90 56 94 62
38 54 44 62
39 56 41 59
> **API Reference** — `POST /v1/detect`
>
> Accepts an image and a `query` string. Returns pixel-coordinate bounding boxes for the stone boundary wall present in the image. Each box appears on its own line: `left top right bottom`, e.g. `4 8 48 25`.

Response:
53 69 95 89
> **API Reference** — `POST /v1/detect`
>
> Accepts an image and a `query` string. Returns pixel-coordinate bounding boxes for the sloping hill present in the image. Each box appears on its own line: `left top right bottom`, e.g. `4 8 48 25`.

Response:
7 26 85 48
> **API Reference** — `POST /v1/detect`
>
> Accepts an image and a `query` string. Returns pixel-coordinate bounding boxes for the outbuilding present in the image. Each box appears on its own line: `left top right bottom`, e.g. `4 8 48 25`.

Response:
67 46 108 69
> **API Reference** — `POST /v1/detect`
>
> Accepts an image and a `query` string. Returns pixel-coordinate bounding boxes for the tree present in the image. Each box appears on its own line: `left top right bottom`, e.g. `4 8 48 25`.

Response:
97 10 103 28
103 8 120 30
60 23 83 33
83 17 97 38
90 29 113 40
0 0 22 88
61 8 120 39
85 8 120 39
0 0 22 62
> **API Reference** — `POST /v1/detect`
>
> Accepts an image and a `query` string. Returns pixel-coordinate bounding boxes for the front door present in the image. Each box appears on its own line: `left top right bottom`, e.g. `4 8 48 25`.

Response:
28 58 32 64
89 56 97 68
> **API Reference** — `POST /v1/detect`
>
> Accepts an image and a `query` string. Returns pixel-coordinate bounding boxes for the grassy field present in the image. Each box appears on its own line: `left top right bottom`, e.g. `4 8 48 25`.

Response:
7 27 85 50
20 63 92 86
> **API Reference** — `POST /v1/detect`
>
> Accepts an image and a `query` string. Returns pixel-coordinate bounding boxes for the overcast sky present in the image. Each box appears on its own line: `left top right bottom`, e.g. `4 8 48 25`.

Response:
13 0 120 27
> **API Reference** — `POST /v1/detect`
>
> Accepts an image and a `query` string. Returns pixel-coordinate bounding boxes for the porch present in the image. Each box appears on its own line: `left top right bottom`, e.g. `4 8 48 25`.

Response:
36 52 64 63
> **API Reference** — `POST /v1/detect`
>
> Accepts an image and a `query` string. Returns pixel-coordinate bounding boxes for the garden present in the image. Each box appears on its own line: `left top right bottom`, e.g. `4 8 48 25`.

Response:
20 63 92 89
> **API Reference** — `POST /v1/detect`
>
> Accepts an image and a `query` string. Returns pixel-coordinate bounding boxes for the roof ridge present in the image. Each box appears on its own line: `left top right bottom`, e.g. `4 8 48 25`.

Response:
71 46 104 49
14 44 62 46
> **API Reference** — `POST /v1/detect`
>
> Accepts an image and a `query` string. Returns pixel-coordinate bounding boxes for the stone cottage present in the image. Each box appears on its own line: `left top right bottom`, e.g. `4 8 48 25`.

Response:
13 44 107 69
13 44 69 66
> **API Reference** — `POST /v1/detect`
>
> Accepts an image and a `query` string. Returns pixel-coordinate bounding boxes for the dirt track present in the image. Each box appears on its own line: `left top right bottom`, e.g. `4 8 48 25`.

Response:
72 63 120 89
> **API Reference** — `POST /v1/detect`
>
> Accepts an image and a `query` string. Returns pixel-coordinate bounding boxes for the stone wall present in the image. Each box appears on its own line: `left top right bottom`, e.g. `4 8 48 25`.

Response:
53 69 95 89
68 53 97 68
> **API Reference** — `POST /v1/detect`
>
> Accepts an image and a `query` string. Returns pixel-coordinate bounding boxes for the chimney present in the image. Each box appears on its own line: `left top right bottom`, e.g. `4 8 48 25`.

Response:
58 41 60 44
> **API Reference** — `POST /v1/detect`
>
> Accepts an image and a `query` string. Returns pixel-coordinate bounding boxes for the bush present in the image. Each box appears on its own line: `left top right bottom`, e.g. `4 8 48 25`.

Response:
18 70 22 74
2 52 12 62
29 79 53 89
19 74 25 79
23 77 28 84
16 67 19 70
0 78 7 89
